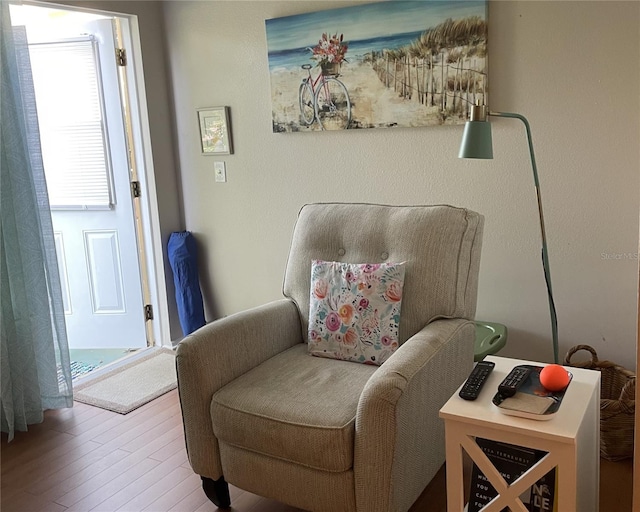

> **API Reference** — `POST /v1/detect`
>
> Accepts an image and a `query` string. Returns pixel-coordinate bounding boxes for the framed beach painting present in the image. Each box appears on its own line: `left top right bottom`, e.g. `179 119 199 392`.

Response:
265 0 487 132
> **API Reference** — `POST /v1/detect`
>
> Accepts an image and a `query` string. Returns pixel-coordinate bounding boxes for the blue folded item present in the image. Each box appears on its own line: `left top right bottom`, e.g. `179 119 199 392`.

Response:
168 231 206 336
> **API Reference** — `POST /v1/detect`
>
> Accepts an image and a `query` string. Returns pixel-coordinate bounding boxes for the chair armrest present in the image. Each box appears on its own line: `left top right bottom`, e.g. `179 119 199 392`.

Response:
354 318 475 512
176 298 302 480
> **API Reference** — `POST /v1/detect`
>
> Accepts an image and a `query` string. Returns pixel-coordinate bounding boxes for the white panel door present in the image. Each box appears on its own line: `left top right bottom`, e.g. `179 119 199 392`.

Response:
30 19 146 349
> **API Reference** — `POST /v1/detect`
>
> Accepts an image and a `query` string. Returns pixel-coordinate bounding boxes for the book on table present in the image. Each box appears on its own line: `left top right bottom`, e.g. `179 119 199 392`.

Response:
468 437 556 512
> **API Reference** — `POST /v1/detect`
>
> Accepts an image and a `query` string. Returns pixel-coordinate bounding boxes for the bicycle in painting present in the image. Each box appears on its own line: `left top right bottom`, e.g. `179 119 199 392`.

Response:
298 63 351 130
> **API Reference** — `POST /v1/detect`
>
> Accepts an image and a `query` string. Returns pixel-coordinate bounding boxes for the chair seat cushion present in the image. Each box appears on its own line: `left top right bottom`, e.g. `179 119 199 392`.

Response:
211 343 378 472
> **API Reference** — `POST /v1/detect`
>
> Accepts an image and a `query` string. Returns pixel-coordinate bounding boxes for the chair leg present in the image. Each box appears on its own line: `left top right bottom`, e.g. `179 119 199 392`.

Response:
201 476 231 508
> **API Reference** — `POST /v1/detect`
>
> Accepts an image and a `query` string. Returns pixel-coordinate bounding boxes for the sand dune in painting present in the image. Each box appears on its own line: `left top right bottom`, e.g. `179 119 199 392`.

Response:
271 61 458 132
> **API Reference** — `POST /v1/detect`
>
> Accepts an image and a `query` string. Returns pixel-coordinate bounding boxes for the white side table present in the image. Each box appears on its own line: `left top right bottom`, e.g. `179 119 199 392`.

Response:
439 355 600 512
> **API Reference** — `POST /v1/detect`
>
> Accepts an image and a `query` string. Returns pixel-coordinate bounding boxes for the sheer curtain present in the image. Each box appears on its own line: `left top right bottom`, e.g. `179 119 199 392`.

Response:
1 2 73 441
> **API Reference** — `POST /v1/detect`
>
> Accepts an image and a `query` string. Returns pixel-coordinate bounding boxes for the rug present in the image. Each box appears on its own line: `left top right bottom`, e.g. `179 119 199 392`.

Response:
73 347 177 414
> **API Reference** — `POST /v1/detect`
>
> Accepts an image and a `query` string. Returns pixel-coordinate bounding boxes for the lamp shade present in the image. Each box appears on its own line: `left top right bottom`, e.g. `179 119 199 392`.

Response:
458 120 493 159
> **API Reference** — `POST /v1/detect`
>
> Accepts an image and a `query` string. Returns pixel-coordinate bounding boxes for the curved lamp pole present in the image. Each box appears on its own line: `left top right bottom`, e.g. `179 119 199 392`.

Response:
459 102 559 364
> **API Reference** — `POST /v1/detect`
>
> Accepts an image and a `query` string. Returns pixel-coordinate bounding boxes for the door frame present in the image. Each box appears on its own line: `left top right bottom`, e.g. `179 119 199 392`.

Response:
632 188 639 510
21 0 172 347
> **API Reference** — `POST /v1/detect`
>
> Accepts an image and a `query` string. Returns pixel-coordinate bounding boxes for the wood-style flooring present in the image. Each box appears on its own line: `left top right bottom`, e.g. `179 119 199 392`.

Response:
1 389 633 511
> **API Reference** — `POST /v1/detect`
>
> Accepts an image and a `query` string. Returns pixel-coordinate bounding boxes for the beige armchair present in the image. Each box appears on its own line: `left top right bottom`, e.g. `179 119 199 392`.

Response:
176 203 484 511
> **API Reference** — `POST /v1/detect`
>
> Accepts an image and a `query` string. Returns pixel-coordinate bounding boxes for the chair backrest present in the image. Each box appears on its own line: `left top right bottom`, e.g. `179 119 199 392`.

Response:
283 203 484 344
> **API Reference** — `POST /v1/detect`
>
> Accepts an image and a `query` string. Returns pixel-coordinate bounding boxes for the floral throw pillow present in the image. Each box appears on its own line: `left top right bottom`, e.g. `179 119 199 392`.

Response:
308 260 405 366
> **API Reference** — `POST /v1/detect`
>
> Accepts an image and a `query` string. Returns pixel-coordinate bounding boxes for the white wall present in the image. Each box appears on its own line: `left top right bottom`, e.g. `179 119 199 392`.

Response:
163 0 640 369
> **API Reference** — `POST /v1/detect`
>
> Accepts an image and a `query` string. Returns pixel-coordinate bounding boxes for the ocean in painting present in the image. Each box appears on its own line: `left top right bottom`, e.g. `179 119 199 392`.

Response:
268 30 424 71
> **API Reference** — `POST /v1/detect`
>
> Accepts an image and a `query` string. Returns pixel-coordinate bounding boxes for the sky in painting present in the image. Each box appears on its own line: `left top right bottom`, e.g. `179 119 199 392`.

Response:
265 1 487 52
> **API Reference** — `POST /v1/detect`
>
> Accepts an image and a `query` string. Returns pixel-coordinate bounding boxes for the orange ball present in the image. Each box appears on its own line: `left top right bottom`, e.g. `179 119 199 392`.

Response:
540 364 570 391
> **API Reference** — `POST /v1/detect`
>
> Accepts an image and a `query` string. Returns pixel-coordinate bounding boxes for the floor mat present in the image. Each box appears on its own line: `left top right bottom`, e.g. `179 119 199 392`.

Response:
72 348 177 414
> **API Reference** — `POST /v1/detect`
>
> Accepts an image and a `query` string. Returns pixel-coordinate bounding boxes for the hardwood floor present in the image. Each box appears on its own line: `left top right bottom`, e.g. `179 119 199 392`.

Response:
1 389 633 511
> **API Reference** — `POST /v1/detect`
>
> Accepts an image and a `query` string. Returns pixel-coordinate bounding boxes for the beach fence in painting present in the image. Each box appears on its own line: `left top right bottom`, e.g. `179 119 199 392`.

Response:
367 17 487 118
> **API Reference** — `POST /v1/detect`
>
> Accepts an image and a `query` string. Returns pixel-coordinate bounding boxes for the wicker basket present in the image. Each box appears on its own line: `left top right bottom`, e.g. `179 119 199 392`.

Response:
564 345 635 461
320 62 340 76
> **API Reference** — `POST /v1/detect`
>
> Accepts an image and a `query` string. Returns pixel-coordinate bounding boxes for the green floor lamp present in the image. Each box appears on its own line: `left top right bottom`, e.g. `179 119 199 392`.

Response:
458 102 559 364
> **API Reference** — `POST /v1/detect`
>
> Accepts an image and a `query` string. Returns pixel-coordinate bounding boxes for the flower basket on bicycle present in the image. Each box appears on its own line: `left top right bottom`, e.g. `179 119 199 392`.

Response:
311 33 347 77
320 62 340 76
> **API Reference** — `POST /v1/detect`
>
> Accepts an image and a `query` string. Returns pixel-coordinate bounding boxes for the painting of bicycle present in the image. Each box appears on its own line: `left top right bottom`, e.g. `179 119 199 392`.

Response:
265 0 487 133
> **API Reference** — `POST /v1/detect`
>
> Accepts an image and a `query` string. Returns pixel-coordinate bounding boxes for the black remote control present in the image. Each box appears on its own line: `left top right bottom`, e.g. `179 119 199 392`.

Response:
459 361 495 401
498 366 531 397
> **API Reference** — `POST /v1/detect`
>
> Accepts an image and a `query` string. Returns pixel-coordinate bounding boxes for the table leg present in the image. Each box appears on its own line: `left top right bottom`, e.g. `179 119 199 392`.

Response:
445 422 466 512
556 444 577 511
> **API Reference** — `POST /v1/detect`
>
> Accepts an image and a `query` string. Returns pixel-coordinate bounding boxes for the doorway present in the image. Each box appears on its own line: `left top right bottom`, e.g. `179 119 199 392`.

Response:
9 3 159 377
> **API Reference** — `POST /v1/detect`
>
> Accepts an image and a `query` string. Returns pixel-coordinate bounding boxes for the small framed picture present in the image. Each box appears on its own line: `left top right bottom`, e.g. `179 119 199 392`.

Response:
197 106 233 155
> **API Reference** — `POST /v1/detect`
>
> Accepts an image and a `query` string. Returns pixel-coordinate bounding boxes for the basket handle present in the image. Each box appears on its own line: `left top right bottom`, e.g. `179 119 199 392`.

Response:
620 377 636 401
563 344 599 368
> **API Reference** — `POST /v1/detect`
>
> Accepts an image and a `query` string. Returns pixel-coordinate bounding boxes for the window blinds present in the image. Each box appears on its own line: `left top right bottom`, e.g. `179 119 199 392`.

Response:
28 38 114 209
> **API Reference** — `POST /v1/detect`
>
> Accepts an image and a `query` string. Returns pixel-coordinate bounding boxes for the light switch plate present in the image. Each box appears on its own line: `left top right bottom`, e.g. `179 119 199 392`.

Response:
214 161 226 182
